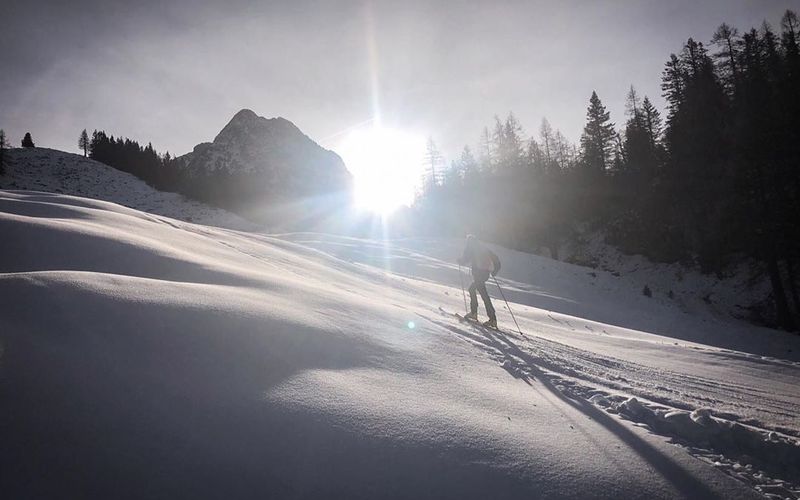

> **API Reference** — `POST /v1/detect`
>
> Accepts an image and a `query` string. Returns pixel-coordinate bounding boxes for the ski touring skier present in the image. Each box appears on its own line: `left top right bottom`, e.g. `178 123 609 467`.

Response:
458 235 501 328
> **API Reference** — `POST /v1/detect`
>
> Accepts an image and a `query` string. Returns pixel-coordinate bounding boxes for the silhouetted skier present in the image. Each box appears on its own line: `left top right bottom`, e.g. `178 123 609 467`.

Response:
458 235 501 328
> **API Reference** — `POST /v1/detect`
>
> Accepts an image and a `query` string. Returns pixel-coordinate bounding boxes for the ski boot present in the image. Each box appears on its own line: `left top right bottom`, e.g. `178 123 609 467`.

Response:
483 317 497 329
463 311 478 322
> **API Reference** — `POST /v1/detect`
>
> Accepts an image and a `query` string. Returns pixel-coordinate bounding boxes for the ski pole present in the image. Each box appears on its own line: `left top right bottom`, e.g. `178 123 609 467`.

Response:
493 276 523 336
458 264 468 314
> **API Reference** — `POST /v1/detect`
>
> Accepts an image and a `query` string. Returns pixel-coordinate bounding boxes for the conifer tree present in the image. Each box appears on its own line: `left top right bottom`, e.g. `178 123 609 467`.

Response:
21 132 35 148
579 91 615 176
490 115 505 170
502 112 524 169
711 23 741 94
78 129 90 157
641 96 663 149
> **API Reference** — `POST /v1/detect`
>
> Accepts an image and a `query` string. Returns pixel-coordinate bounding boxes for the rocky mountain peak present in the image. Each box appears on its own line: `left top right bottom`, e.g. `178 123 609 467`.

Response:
177 109 352 206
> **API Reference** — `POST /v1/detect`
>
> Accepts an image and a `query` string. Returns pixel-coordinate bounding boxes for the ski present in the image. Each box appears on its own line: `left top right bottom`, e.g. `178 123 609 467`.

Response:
440 307 501 332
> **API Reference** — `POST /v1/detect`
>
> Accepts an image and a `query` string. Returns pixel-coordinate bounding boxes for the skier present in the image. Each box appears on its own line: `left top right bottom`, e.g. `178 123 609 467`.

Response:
458 235 501 328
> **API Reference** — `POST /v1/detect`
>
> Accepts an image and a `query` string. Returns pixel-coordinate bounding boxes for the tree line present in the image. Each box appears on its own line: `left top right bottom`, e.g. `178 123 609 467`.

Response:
87 130 183 192
416 10 800 330
86 131 281 213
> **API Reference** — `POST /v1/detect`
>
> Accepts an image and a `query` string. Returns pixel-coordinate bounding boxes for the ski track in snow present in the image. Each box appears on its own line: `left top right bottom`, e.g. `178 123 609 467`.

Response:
425 309 800 498
286 234 800 500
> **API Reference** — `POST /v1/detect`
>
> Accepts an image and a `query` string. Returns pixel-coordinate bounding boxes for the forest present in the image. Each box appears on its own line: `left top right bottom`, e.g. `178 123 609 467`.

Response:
415 10 800 330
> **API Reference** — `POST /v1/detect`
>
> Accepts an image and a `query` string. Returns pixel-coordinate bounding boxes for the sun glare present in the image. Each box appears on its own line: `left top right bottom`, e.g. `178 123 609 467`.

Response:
338 127 426 214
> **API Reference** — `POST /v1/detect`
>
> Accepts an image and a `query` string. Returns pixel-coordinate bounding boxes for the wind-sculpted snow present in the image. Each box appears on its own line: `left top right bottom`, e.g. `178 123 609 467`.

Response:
0 192 793 499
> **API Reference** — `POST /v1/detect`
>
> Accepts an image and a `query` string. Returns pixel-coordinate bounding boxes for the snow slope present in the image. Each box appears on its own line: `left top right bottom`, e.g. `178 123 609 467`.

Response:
1 191 798 499
0 147 254 230
560 230 773 327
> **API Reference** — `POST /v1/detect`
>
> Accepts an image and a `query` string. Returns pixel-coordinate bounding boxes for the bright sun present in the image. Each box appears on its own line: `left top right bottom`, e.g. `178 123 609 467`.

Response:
338 127 427 214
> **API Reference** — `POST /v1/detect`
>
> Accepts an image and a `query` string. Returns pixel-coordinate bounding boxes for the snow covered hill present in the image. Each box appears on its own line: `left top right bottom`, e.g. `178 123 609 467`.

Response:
1 191 798 499
0 147 255 230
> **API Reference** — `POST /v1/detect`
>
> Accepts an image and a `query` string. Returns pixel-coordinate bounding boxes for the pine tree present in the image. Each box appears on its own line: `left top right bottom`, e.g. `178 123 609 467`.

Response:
624 85 643 123
782 10 799 60
711 23 741 94
78 129 90 157
580 91 616 175
502 112 524 169
641 96 663 149
659 38 730 270
490 115 505 170
621 86 651 178
21 132 35 148
661 54 686 125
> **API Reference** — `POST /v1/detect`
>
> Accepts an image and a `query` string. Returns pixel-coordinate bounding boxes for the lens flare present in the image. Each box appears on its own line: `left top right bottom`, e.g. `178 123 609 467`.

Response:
338 127 426 214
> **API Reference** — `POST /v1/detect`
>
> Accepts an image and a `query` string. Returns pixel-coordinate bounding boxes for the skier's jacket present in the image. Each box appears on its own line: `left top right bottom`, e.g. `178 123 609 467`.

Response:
459 237 501 277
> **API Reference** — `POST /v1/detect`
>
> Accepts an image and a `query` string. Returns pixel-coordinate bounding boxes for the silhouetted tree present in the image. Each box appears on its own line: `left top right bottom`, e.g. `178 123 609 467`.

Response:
580 91 615 176
711 23 742 94
660 38 729 269
621 86 661 184
21 132 35 148
641 96 663 150
78 129 89 157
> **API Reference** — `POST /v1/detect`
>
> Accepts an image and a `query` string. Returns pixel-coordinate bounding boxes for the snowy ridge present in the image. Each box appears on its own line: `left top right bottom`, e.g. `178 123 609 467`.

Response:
2 192 797 498
0 147 255 230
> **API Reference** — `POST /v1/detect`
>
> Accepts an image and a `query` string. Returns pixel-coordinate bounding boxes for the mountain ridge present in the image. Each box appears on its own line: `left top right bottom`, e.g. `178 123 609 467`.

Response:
178 109 351 191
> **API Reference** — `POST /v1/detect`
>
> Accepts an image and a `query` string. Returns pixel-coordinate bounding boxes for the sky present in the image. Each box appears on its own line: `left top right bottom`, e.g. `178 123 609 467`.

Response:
1 0 796 164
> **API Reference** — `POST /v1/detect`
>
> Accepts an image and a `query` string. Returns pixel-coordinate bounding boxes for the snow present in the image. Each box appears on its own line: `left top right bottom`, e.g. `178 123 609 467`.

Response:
561 229 772 326
1 190 798 498
0 147 255 230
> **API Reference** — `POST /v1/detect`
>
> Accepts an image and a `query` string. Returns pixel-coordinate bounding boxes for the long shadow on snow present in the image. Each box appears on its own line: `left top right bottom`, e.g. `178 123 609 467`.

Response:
425 316 732 500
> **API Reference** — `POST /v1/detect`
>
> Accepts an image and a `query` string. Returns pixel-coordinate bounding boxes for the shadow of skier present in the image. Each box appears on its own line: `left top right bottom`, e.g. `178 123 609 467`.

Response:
426 315 729 500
